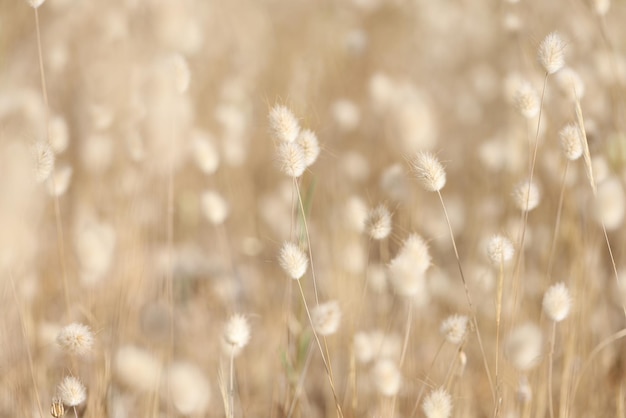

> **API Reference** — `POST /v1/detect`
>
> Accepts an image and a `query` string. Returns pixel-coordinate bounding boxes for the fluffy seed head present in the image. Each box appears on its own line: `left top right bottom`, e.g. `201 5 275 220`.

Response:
269 105 300 143
223 314 251 355
50 397 64 417
542 282 572 322
191 130 219 174
559 123 583 161
505 323 543 371
556 67 585 99
371 359 402 396
311 300 342 336
594 0 610 15
410 151 446 192
26 0 45 8
75 217 116 286
49 115 69 154
354 331 401 364
331 99 360 131
388 234 431 297
457 351 467 376
32 141 55 183
517 376 532 404
297 129 320 167
277 142 306 178
166 362 211 414
46 165 73 197
423 388 453 418
487 234 514 265
57 376 86 407
593 177 625 230
538 32 566 74
364 204 392 240
279 242 308 280
201 190 229 225
388 256 427 297
114 345 161 392
57 322 94 356
512 179 541 212
398 234 431 273
514 82 540 119
344 196 368 232
440 314 469 345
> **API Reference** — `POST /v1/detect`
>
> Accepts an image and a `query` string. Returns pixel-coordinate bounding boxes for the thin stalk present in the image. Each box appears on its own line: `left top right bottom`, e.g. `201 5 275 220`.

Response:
295 280 343 417
572 327 626 406
436 190 495 403
287 344 315 418
548 321 557 418
294 178 320 305
391 301 414 417
546 162 569 278
34 6 71 317
495 256 504 407
9 273 45 418
229 348 235 418
409 340 445 417
511 73 549 318
600 221 626 319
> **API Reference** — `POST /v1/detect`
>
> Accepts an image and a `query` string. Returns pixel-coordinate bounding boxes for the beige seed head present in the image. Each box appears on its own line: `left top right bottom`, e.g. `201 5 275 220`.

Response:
114 345 162 392
278 242 308 280
49 115 69 154
354 331 402 364
410 151 446 192
364 204 392 240
542 282 571 322
166 362 211 414
32 141 55 183
277 142 306 178
505 323 543 371
223 314 251 355
26 0 45 8
371 359 402 397
423 388 453 418
57 322 94 356
512 179 541 212
556 67 585 100
50 397 64 417
191 130 220 174
487 234 514 265
538 32 566 74
517 376 532 404
593 177 625 230
57 376 86 407
344 196 368 232
201 190 229 225
388 234 431 297
311 300 342 336
398 233 431 273
269 105 300 143
514 82 540 119
388 256 427 297
440 314 469 345
594 0 610 15
559 123 583 161
296 129 320 167
46 165 73 197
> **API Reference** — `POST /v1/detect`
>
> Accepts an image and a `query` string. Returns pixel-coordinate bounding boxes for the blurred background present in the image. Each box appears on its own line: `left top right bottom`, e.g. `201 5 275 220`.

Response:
1 0 626 416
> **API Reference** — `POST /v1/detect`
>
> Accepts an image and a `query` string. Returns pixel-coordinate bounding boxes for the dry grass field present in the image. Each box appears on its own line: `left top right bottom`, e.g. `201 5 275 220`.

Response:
1 0 626 417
